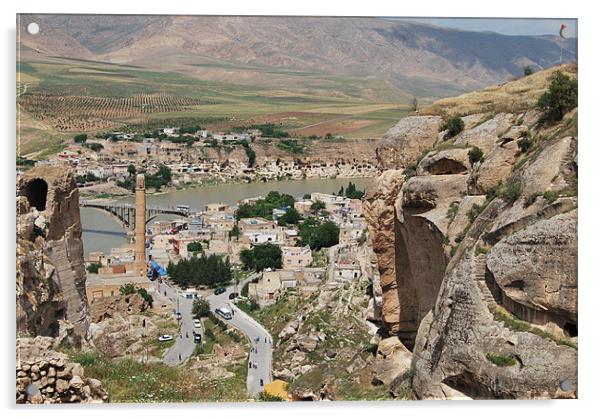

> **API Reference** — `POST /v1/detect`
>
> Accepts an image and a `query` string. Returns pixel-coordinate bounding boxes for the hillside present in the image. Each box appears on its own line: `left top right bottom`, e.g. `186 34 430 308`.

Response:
364 65 578 399
18 15 576 100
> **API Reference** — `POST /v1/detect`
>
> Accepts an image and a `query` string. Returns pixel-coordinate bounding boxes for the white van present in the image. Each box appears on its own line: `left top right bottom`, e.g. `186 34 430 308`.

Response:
215 307 233 320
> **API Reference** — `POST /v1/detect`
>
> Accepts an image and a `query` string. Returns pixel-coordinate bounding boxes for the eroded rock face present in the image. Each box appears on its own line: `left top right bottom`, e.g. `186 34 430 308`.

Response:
486 210 577 328
17 166 90 342
364 71 578 399
376 116 442 170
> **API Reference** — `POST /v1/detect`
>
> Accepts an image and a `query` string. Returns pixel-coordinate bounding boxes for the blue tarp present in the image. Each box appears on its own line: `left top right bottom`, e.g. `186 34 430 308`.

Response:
150 260 167 276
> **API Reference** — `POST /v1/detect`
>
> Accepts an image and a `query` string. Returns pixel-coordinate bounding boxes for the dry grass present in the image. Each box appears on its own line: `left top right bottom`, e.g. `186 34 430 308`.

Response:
420 64 577 117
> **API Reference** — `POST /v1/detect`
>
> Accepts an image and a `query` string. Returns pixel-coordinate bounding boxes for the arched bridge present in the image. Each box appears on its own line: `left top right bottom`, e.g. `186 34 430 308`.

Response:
80 201 190 229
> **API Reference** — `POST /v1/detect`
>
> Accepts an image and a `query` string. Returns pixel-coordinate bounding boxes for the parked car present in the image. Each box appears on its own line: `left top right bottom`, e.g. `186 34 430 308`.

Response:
175 312 182 320
215 307 233 320
193 333 201 344
193 319 201 328
158 335 173 342
214 287 226 295
228 292 239 300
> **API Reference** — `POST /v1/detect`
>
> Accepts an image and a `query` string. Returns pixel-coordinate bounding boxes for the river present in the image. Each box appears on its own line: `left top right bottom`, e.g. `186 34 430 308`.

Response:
81 177 374 256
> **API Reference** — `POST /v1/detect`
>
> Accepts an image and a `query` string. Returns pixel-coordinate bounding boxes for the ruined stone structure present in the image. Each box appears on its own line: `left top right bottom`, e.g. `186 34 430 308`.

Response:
134 174 146 277
17 166 90 342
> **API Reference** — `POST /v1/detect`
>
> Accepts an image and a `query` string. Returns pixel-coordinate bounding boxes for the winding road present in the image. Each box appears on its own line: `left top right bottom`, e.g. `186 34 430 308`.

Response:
153 273 272 396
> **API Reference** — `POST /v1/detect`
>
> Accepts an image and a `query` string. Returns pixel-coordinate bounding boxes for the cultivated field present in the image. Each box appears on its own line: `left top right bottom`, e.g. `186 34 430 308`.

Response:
16 53 411 156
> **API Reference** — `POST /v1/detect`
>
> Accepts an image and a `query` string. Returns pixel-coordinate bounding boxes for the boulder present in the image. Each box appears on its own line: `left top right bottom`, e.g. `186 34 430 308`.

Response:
374 337 412 386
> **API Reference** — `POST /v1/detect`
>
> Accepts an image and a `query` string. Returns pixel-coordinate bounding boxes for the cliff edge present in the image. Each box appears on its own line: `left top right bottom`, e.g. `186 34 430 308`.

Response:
364 65 578 399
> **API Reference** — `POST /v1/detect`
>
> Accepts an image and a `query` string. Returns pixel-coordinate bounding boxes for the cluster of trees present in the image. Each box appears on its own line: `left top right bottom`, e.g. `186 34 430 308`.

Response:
336 182 365 199
145 164 172 191
298 218 340 250
232 123 289 138
278 207 301 225
75 172 100 184
235 191 295 220
167 253 232 288
73 133 88 143
242 142 256 167
240 243 282 272
187 241 203 253
276 139 305 154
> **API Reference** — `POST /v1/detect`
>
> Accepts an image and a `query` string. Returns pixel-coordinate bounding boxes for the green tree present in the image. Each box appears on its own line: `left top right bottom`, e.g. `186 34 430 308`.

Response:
441 115 465 139
119 283 136 295
517 135 532 153
86 263 101 274
345 182 365 199
310 200 326 215
127 164 136 176
280 207 301 225
187 241 203 253
192 299 211 319
523 66 534 77
468 146 484 166
229 224 240 240
240 243 282 272
537 71 578 122
74 133 88 143
137 288 153 308
298 219 339 250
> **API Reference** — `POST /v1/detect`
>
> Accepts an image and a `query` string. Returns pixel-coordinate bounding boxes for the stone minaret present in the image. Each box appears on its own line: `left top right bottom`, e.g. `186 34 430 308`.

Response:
135 174 146 277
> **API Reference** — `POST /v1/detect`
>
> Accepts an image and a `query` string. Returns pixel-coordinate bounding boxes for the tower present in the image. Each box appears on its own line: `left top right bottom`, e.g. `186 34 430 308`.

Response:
135 174 146 277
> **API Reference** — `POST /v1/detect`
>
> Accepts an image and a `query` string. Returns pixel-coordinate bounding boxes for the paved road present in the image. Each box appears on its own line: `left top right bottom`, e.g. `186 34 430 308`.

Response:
155 280 198 366
206 275 273 396
153 272 273 396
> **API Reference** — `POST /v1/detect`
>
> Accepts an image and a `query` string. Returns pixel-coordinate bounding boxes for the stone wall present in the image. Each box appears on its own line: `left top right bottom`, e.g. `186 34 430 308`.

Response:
16 337 107 404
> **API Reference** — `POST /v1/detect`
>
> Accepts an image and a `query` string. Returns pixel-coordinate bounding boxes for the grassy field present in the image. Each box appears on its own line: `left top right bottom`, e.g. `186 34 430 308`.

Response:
17 55 411 156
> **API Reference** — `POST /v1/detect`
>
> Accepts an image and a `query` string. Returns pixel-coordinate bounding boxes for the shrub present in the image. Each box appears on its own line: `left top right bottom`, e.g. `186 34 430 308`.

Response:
441 115 465 139
499 180 523 203
192 299 211 318
523 66 534 77
74 133 88 143
86 263 101 274
187 241 203 253
486 353 517 367
468 146 484 166
119 283 136 295
537 71 578 122
517 135 533 153
447 202 460 219
543 190 559 204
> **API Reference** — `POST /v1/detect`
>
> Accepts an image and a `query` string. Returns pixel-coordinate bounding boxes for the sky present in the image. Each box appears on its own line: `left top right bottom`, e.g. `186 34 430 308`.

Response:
390 17 577 37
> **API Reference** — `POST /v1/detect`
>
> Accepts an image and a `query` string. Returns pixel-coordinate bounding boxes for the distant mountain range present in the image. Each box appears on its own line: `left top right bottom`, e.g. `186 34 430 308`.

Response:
17 14 577 99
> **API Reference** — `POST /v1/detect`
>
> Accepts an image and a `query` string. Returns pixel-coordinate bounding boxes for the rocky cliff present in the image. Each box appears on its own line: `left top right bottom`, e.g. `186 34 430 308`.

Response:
363 65 578 399
16 166 104 403
17 166 90 341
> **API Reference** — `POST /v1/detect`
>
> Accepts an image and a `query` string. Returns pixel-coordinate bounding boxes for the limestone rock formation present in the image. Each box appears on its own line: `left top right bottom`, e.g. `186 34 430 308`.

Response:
376 116 442 170
16 167 103 403
17 166 90 341
364 66 578 399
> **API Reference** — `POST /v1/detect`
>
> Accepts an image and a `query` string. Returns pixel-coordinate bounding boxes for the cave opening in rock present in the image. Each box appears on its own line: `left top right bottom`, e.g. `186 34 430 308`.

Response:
563 322 578 337
425 158 468 175
21 178 48 211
